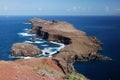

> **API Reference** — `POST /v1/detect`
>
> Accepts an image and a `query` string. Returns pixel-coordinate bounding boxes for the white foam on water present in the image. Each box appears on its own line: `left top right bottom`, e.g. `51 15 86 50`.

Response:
24 28 29 31
10 41 65 59
35 38 42 40
50 41 65 50
41 42 65 57
24 40 43 44
24 41 33 43
34 41 43 44
24 22 32 24
9 55 33 59
23 56 33 59
18 32 36 37
17 28 65 58
24 28 31 32
50 41 65 46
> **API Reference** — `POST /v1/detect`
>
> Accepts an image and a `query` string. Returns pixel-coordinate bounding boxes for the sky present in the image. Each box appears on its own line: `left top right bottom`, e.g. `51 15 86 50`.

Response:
0 0 120 16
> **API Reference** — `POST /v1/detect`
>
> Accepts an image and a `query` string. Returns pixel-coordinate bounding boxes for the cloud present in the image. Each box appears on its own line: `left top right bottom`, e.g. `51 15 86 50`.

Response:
66 6 81 12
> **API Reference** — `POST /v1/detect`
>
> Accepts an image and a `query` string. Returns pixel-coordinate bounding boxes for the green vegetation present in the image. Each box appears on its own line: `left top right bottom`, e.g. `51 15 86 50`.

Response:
34 66 88 80
65 73 88 80
33 66 62 75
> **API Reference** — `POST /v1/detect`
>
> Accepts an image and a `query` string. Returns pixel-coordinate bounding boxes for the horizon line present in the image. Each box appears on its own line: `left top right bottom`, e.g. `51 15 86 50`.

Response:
0 15 120 17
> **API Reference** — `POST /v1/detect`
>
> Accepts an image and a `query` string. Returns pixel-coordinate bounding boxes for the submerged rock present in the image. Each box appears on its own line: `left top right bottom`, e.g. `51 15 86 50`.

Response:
12 43 42 57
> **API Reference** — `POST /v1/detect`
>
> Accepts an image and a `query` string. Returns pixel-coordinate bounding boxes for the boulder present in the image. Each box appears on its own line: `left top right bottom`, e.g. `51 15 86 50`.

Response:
12 43 42 57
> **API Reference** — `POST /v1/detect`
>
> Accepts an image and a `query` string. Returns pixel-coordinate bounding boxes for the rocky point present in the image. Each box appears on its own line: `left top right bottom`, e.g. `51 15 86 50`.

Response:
30 18 111 63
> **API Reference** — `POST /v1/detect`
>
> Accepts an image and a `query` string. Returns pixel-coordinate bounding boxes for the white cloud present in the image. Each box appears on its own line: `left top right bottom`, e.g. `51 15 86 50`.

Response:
66 6 95 13
66 6 81 12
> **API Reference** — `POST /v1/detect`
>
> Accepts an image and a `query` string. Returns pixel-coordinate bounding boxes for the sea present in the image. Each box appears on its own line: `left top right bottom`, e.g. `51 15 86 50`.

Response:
0 16 120 80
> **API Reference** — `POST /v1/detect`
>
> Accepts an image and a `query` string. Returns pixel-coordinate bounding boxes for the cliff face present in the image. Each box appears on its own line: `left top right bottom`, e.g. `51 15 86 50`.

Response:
30 20 73 44
30 18 110 63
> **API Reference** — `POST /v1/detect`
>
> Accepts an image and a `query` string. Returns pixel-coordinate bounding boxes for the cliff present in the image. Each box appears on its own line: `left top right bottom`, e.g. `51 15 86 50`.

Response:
0 58 88 80
30 18 110 63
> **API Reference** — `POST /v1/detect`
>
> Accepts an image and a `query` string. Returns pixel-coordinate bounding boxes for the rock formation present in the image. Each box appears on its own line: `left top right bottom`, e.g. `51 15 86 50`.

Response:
30 18 111 63
0 58 88 80
12 43 42 57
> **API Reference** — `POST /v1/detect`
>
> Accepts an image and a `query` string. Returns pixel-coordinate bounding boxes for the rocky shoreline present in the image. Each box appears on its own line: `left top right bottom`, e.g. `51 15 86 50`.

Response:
30 18 111 63
0 18 111 80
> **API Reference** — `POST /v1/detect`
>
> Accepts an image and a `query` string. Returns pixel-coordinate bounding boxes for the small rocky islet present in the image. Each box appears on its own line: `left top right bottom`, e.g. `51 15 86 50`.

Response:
0 18 111 80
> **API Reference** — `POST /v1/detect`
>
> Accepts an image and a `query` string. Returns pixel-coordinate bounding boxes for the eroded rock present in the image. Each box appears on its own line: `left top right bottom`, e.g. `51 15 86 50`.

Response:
12 43 42 57
29 18 110 62
0 58 88 80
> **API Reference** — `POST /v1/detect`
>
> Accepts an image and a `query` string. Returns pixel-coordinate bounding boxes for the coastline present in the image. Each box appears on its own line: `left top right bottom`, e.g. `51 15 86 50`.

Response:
30 18 111 62
0 17 111 80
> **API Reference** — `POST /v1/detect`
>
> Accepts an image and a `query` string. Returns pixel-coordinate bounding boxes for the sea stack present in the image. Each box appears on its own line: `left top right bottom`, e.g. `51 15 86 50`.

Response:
12 43 42 57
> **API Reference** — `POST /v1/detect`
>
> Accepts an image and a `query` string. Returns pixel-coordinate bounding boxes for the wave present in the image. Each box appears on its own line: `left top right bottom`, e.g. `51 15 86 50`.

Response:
23 40 65 57
17 32 36 37
16 28 65 58
41 48 57 57
41 42 65 57
9 55 33 59
24 22 32 24
35 38 42 40
24 28 29 31
24 28 31 31
24 40 43 44
10 42 65 59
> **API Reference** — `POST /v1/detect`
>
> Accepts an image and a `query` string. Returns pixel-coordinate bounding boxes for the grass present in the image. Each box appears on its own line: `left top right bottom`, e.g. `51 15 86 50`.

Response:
33 66 62 75
33 66 88 80
65 73 88 80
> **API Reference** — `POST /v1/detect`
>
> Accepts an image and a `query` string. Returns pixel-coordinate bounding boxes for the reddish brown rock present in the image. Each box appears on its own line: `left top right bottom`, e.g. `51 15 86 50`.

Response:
30 18 110 62
0 58 88 80
12 43 42 57
0 58 64 80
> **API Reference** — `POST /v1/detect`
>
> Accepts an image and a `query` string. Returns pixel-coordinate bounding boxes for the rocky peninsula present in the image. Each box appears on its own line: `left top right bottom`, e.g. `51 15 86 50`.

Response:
30 18 110 63
0 18 111 80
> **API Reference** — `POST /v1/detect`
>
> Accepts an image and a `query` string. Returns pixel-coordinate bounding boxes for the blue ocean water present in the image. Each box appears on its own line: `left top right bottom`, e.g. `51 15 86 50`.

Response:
0 16 65 60
0 16 120 80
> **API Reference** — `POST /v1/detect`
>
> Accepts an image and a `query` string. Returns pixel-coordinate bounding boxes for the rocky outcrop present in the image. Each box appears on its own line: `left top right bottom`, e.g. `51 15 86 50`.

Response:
0 58 88 80
30 18 111 63
12 43 42 57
